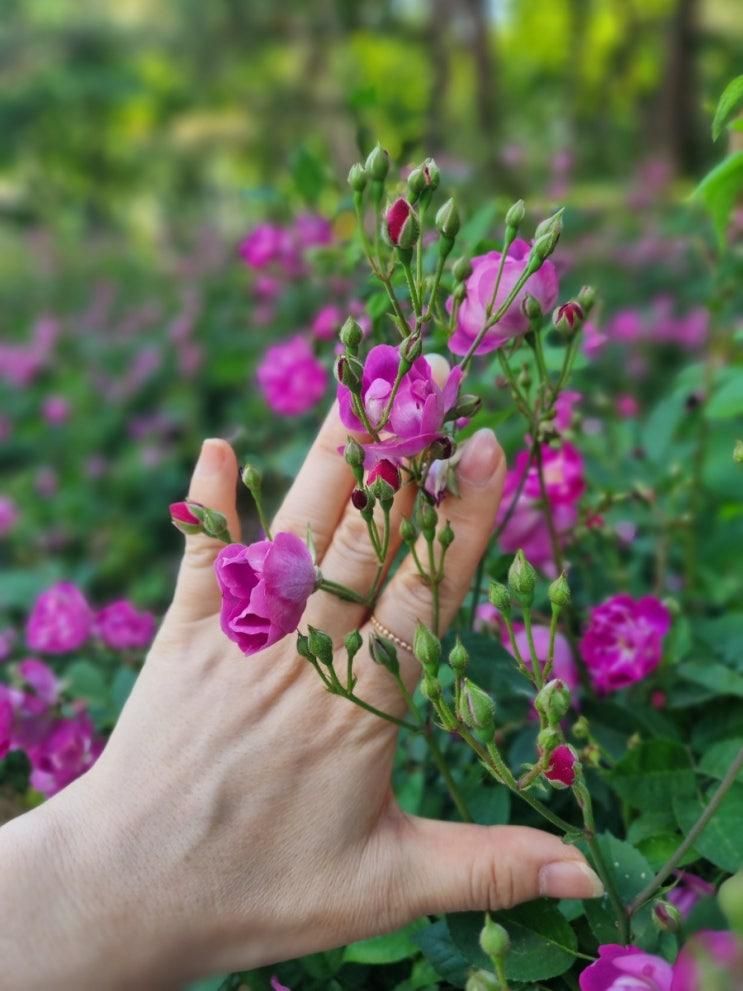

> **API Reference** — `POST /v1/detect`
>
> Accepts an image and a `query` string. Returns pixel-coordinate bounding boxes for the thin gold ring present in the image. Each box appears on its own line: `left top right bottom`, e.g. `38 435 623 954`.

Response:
370 615 414 656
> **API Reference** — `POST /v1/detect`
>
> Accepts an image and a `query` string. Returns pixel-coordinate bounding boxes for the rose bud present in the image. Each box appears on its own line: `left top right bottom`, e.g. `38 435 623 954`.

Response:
652 899 682 933
334 353 362 392
340 316 364 351
385 197 419 250
548 572 571 609
507 549 537 606
344 629 363 663
457 678 496 735
452 256 473 283
504 198 526 232
400 517 417 544
577 284 597 315
347 162 367 192
438 520 454 550
466 970 500 991
367 458 401 493
521 292 543 321
364 142 390 182
488 581 511 615
414 621 441 673
350 488 368 510
369 634 399 676
535 678 572 725
553 301 585 336
399 331 423 367
435 197 460 240
448 637 469 676
479 915 511 961
307 626 334 666
427 435 455 461
170 500 204 536
544 743 578 788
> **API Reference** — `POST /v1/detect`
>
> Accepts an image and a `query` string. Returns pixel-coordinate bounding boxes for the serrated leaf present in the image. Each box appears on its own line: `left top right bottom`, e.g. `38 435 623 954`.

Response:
448 901 578 981
698 739 743 782
712 75 743 141
583 834 654 944
607 740 695 809
673 782 743 873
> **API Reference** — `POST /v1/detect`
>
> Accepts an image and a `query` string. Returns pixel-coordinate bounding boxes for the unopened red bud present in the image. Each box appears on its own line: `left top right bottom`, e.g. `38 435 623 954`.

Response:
385 197 419 249
351 488 368 510
367 458 401 493
652 900 682 933
169 500 204 536
544 743 578 788
553 301 584 336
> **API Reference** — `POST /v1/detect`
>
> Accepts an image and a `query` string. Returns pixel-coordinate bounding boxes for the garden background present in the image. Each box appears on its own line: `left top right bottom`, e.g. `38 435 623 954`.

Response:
1 1 743 989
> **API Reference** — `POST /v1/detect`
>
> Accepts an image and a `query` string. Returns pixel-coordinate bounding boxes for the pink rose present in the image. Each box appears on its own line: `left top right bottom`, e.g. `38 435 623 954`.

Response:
580 945 673 991
41 395 71 425
337 344 462 463
447 239 559 356
580 594 671 694
311 304 344 341
239 223 287 269
17 658 61 707
28 710 103 798
0 691 12 759
671 931 743 991
257 335 328 417
555 390 582 432
215 533 318 656
26 582 93 654
292 213 332 249
94 601 157 651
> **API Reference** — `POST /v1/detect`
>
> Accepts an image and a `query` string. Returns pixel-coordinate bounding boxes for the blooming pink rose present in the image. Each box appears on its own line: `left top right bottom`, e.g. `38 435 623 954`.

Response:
447 239 559 356
215 534 318 656
94 601 157 651
671 931 743 991
580 594 671 694
17 658 61 707
668 872 715 918
311 304 344 341
337 344 462 462
257 335 328 417
545 744 578 787
26 582 93 655
28 710 103 798
0 496 19 536
580 944 673 991
495 443 585 576
41 395 71 425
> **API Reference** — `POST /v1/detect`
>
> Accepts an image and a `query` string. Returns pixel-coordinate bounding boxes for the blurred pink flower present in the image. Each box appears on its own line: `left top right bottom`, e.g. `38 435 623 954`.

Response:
292 213 332 249
17 658 61 707
239 223 287 269
215 534 318 656
28 710 103 798
0 496 19 536
555 390 582 432
0 691 12 758
671 931 743 991
257 335 328 416
616 394 639 418
667 872 715 918
447 240 559 356
35 467 59 498
0 627 16 661
41 395 71 425
26 582 93 655
580 594 671 694
94 601 157 651
311 304 344 341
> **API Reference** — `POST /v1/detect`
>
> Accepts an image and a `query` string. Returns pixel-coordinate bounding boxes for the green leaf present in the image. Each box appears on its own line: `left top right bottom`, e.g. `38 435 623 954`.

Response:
64 660 109 708
343 919 429 964
367 289 391 320
448 900 578 981
111 666 138 714
465 782 511 826
698 739 743 783
413 920 469 988
641 392 686 464
692 151 743 246
673 782 743 873
583 834 654 944
706 372 743 419
679 659 743 698
459 201 499 250
607 740 695 809
183 977 230 991
712 75 743 141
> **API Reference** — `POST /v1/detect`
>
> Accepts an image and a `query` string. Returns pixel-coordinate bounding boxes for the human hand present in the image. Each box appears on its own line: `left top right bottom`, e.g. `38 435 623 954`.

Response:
0 405 602 991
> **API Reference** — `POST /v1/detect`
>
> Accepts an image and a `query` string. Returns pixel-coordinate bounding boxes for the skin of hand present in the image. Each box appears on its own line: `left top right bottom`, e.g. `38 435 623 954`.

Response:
0 404 603 991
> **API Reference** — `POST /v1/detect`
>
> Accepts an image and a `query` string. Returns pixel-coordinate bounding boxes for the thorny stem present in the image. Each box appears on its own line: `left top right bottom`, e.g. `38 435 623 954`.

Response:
628 745 743 915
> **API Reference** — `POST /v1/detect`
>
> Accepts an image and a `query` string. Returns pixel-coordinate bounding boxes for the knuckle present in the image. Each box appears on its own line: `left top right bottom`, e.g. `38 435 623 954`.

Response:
183 536 224 569
472 857 517 912
396 565 434 621
330 510 377 570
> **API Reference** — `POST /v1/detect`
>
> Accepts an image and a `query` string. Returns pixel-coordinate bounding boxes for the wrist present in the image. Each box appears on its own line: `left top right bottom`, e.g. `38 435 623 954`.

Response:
0 773 187 990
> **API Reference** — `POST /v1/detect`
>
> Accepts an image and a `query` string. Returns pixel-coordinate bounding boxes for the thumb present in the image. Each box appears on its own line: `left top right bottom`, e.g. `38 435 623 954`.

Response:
170 438 241 622
398 818 604 915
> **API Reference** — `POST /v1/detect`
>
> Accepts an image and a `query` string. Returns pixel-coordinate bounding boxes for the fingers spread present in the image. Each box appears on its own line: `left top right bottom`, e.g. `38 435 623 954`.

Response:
170 439 240 622
361 428 505 695
271 402 358 560
396 818 604 917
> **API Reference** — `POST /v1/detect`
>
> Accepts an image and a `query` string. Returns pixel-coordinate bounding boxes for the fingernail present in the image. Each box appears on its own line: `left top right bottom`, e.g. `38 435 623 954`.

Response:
539 861 604 899
194 439 226 477
458 428 502 486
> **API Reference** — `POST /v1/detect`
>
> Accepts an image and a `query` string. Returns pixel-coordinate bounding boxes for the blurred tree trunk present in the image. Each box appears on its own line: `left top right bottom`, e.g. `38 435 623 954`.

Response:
652 0 702 175
459 0 498 151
